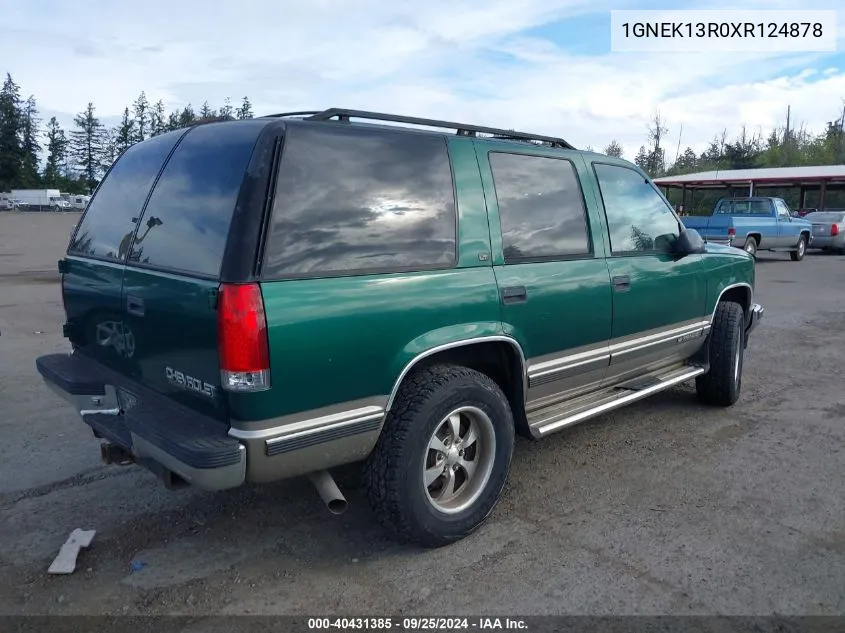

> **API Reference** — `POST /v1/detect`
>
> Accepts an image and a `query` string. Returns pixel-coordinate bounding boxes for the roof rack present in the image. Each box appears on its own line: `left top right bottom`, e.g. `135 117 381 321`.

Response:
300 108 575 149
264 111 322 118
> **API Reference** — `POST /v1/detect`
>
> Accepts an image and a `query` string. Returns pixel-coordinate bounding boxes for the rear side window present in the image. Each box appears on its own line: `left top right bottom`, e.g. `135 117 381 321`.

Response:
262 124 457 278
128 121 264 277
488 152 590 262
68 131 183 260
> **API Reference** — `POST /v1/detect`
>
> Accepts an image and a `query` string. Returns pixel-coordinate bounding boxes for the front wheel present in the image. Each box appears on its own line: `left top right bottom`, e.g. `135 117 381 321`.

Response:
363 364 515 547
790 234 807 261
696 301 745 407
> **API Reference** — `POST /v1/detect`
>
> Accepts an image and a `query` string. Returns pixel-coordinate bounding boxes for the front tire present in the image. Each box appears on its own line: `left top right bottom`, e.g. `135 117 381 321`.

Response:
790 234 807 261
696 301 745 407
363 364 515 547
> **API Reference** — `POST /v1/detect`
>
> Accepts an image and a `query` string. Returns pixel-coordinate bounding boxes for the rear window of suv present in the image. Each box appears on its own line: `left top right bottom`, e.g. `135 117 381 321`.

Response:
127 120 266 278
68 130 185 260
262 124 457 279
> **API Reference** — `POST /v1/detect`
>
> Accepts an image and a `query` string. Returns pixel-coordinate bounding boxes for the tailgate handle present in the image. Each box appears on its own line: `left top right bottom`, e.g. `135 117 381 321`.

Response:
126 295 145 317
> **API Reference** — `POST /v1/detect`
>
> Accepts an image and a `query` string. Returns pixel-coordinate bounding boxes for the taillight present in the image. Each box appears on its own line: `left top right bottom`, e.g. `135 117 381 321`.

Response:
217 283 271 392
832 224 839 236
728 227 736 236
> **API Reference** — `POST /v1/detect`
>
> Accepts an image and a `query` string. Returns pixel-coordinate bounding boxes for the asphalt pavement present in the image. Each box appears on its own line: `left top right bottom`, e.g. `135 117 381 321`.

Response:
1 211 843 617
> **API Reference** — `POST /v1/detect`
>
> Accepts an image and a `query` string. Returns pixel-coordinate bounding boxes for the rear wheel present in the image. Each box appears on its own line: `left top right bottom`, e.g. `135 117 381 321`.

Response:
790 234 807 261
363 364 515 547
742 237 758 258
696 301 745 407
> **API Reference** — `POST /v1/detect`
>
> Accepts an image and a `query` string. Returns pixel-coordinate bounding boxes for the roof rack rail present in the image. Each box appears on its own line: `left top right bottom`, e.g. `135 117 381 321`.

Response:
302 108 575 149
264 111 322 118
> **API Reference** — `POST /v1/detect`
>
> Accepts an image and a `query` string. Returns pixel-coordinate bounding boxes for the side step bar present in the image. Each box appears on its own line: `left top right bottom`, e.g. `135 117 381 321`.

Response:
528 365 705 438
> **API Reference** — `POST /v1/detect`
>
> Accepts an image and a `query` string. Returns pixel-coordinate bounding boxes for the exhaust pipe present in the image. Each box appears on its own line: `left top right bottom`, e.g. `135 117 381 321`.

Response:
308 470 348 515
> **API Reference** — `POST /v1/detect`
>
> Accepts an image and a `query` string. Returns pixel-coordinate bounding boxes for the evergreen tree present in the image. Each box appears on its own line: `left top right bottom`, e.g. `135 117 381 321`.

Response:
218 97 234 120
237 96 254 119
103 128 119 168
133 91 149 142
603 139 623 158
199 101 215 119
115 107 135 156
150 99 167 136
70 102 107 192
671 147 698 174
634 146 649 171
43 117 69 187
19 95 41 187
178 104 196 128
0 73 22 191
167 111 179 131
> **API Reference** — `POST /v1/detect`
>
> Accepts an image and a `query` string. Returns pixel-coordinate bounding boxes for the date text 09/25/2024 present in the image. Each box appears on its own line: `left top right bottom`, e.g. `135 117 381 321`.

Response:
307 617 529 631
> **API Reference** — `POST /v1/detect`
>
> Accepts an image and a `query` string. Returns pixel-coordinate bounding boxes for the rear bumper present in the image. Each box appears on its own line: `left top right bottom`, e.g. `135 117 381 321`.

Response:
746 303 764 340
808 235 845 249
35 352 245 491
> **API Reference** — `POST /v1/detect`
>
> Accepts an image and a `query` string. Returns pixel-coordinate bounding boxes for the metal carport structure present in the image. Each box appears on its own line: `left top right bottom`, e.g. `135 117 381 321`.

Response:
653 165 845 212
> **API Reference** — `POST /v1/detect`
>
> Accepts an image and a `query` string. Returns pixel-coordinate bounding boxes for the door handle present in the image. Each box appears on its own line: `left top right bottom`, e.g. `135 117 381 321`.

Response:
501 286 528 304
612 276 630 292
126 295 145 317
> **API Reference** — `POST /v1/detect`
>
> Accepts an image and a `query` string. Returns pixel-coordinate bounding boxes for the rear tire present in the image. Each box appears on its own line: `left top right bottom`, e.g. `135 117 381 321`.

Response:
696 301 745 407
363 364 515 547
790 234 807 261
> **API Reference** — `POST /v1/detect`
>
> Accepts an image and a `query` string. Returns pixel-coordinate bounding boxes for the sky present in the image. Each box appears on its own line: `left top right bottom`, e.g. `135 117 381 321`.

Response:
1 0 844 163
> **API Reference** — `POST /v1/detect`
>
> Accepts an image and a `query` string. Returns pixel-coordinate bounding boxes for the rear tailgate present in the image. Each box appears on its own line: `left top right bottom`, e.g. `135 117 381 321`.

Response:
63 121 269 425
64 130 188 375
117 121 268 421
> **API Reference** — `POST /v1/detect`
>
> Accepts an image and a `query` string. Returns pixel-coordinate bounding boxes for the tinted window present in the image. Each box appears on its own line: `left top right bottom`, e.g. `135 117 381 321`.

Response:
721 199 771 215
262 125 456 278
128 121 264 277
594 163 680 253
489 152 590 262
68 131 183 260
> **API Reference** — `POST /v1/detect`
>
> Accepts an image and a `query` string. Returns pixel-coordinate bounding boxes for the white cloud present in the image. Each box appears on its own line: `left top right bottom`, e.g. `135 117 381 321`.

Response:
2 0 844 165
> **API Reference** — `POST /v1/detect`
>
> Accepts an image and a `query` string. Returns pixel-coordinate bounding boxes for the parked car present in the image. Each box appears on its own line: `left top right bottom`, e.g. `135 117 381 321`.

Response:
35 109 763 546
796 208 817 217
682 197 812 261
805 211 845 254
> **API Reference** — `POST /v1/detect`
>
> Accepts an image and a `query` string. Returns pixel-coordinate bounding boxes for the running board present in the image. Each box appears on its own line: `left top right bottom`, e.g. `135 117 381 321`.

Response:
527 365 706 438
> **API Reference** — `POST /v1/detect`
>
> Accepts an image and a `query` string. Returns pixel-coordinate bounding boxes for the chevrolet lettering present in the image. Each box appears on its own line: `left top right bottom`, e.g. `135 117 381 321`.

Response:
35 108 763 547
166 367 217 399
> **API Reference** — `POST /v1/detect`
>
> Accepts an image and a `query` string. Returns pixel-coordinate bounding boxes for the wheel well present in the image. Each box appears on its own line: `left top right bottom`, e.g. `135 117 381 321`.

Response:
746 233 760 245
400 341 530 439
718 286 751 319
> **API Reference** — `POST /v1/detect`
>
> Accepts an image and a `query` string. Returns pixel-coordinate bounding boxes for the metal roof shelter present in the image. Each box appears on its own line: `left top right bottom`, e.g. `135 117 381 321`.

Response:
653 165 845 211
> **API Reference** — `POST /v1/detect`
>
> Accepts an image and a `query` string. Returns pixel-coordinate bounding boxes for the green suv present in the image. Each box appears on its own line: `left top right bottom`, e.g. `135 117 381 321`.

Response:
36 108 763 546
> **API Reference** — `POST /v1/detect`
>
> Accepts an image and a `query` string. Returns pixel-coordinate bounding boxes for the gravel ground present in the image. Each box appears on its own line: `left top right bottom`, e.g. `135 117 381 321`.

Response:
0 211 843 618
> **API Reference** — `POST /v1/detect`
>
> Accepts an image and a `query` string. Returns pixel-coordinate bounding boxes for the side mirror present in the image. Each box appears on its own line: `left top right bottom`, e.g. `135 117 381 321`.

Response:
674 228 706 256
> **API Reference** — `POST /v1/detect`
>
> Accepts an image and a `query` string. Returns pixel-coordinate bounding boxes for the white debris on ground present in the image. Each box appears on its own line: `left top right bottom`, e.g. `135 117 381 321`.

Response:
48 529 96 574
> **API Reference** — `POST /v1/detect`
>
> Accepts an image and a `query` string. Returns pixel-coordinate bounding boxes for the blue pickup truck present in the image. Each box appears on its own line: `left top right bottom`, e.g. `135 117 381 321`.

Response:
682 197 812 261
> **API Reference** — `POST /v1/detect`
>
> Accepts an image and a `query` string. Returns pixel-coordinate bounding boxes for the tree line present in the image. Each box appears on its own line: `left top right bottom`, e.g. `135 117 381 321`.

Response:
592 105 845 179
0 72 254 195
2 68 844 200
